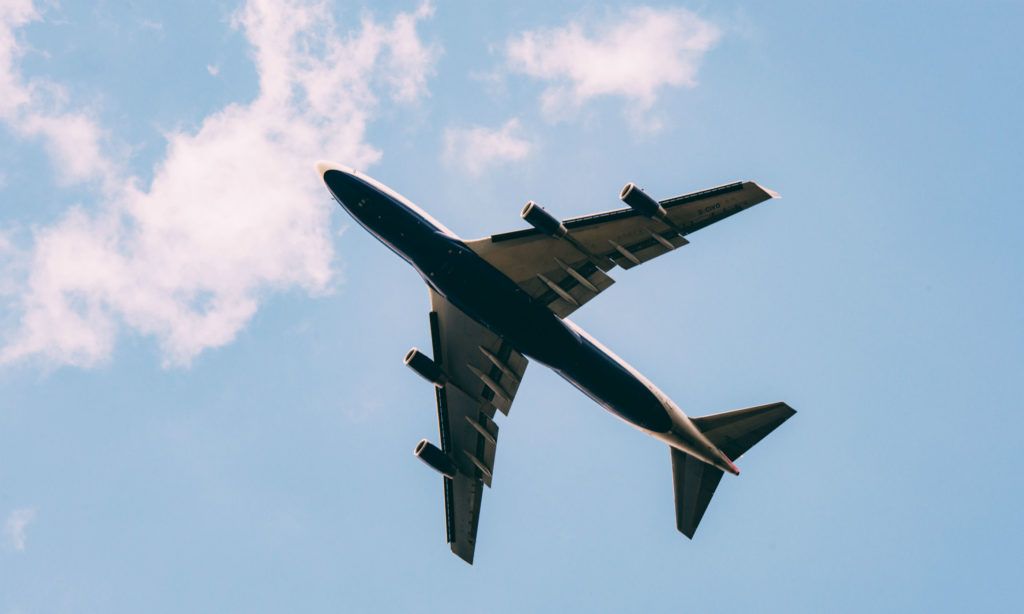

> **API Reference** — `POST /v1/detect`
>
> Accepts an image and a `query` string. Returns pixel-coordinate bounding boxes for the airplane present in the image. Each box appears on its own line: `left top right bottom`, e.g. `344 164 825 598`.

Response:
316 161 796 564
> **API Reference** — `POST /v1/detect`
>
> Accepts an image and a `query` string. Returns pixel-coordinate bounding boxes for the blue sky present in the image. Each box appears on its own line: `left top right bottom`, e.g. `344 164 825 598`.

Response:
1 1 1022 612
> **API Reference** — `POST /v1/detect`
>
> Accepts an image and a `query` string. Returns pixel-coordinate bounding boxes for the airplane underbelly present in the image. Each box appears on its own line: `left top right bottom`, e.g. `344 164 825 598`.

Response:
553 341 674 433
430 242 673 433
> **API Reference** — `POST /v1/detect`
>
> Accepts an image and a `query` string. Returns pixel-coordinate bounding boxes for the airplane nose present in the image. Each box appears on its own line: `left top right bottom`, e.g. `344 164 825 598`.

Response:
318 161 369 210
315 160 357 179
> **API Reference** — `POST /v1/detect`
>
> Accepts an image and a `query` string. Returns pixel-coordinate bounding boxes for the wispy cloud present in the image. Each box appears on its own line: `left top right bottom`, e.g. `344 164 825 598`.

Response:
0 0 37 117
0 0 439 368
505 7 720 130
442 118 533 176
5 508 36 551
0 0 118 188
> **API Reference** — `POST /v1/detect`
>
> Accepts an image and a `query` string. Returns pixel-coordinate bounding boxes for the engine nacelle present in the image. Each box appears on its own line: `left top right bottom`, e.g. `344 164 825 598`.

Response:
414 439 456 478
521 201 567 238
620 182 666 219
404 347 446 387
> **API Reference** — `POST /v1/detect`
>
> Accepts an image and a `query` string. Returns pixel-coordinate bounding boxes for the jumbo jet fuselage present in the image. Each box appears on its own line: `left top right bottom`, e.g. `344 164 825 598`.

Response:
322 165 739 475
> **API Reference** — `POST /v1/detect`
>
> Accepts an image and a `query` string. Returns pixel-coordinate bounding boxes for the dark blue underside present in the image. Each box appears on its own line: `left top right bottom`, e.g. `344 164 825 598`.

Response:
324 170 673 433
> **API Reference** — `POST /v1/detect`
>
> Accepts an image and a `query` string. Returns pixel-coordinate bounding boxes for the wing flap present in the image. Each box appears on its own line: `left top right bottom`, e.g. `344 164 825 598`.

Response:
604 228 689 270
520 259 616 318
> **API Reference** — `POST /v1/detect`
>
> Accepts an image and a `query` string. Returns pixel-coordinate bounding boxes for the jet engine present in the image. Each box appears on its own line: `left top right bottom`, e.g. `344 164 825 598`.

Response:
521 201 567 238
620 182 666 219
404 347 446 387
414 439 457 478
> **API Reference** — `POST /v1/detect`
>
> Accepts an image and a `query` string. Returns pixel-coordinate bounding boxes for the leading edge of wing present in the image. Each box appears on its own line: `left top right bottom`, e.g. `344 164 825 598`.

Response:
489 181 773 243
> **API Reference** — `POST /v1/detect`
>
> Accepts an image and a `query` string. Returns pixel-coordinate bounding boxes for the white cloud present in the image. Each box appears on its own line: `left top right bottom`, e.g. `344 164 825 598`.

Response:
0 1 118 189
4 508 36 551
0 0 37 118
0 0 439 367
442 118 533 175
206 64 220 77
505 7 720 129
21 111 119 186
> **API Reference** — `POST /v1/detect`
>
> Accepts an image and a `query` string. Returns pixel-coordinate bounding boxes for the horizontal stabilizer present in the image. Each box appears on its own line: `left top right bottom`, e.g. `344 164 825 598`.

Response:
671 448 724 539
693 402 796 461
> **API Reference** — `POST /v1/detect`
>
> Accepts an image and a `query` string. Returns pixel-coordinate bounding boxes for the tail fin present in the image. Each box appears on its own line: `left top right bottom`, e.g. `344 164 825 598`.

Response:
672 402 795 538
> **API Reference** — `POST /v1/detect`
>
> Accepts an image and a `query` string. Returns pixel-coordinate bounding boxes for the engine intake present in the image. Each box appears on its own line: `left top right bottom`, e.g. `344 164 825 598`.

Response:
620 182 666 219
404 347 446 387
414 439 457 478
521 201 567 238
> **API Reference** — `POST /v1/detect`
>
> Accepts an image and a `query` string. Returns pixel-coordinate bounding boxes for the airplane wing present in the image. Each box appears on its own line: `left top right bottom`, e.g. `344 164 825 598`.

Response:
464 181 778 317
422 288 528 564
